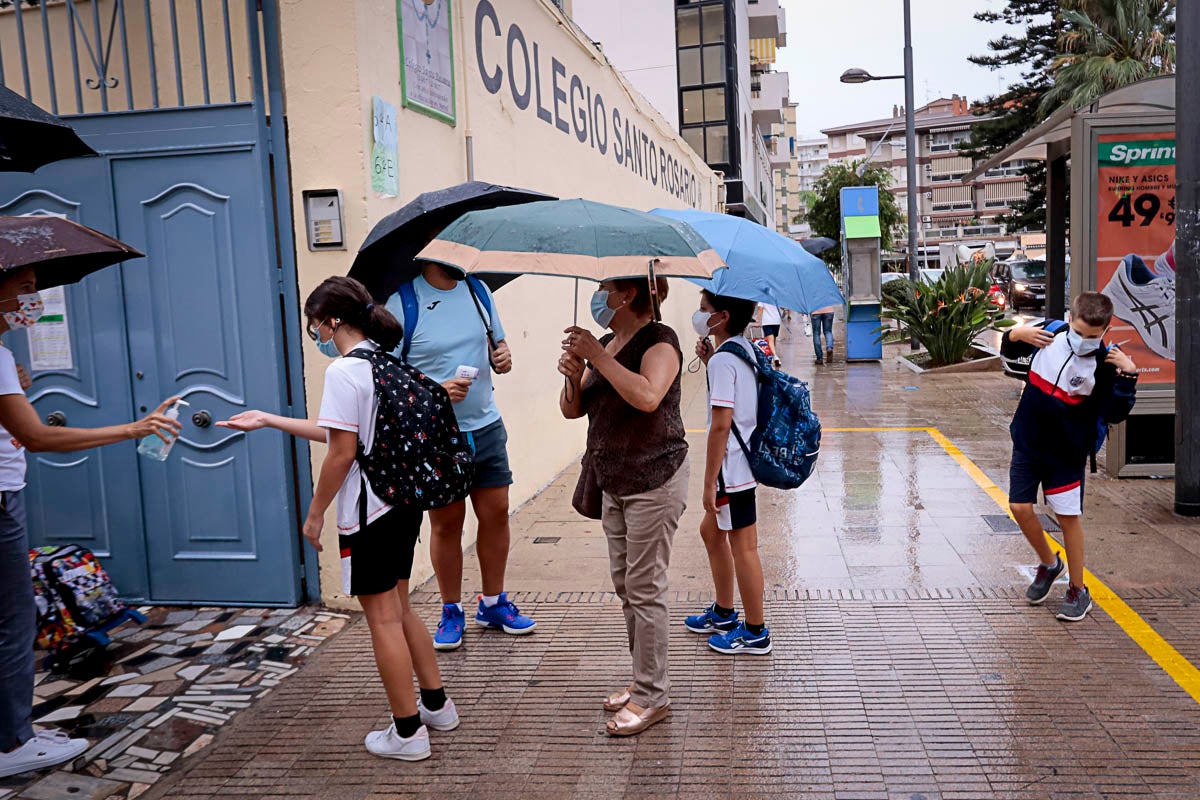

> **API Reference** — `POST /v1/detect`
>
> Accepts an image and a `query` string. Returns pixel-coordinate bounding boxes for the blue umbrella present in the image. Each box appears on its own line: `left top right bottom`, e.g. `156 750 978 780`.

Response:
650 208 845 313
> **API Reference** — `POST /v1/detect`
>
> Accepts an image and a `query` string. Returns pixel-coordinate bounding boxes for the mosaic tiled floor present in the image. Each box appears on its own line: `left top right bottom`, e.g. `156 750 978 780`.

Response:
1 605 352 800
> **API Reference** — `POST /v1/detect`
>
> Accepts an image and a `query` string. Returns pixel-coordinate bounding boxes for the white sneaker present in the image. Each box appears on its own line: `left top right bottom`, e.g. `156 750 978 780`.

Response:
0 730 89 778
1101 254 1175 360
1155 240 1175 275
364 722 431 761
418 697 460 731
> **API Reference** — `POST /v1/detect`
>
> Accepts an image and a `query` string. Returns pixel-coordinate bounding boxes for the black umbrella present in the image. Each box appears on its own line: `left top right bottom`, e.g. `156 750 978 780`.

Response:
349 181 554 301
0 86 97 173
800 236 837 256
0 216 143 289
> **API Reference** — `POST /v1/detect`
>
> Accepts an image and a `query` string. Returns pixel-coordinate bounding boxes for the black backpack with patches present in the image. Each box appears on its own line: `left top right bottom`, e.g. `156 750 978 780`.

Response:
344 348 474 515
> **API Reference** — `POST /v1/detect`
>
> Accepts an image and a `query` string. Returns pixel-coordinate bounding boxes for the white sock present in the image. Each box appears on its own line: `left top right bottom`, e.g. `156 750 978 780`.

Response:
481 594 501 607
1041 557 1059 569
452 602 464 613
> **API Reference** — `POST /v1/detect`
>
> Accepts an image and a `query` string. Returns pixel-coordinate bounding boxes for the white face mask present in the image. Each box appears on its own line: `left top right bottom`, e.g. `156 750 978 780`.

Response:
692 310 718 337
1 292 44 330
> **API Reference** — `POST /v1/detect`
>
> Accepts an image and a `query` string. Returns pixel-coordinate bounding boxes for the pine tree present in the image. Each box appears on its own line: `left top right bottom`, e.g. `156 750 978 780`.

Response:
959 1 1060 233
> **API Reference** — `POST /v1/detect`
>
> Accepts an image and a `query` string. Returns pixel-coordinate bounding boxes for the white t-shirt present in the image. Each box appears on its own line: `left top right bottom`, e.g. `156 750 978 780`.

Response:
316 340 391 534
0 345 27 491
707 337 758 492
759 304 782 326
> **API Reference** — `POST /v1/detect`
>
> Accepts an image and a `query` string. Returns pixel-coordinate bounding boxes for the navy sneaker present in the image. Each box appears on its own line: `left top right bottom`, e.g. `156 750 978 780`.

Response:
434 604 465 651
708 622 772 655
684 603 739 634
475 592 536 635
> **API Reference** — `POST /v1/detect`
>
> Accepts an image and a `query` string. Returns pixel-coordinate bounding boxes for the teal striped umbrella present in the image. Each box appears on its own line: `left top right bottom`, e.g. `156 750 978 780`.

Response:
416 199 725 282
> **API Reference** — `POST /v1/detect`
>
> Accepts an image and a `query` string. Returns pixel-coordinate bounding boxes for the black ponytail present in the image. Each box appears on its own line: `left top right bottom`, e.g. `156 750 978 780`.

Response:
304 276 403 353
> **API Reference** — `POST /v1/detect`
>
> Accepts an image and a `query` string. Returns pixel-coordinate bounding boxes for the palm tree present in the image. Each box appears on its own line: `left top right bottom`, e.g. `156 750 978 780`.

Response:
1040 0 1176 114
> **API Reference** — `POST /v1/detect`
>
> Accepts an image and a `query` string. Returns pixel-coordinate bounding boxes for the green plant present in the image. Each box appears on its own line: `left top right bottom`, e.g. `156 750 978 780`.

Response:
877 260 1015 367
802 160 904 270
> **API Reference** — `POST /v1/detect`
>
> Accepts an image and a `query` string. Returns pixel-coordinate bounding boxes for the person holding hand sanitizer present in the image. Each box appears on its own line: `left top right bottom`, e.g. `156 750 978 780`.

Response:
0 267 181 779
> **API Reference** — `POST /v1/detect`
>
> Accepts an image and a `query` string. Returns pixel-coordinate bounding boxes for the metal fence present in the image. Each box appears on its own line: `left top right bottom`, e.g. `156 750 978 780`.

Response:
0 0 258 115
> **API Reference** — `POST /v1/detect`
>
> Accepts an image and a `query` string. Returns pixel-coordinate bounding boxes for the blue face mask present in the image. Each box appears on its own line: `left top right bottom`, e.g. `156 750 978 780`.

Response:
1066 328 1102 356
315 323 341 358
590 289 617 329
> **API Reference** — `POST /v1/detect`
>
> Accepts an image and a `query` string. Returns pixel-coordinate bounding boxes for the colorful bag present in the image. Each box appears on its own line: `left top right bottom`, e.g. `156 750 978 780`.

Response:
716 341 821 490
344 348 474 514
29 545 125 652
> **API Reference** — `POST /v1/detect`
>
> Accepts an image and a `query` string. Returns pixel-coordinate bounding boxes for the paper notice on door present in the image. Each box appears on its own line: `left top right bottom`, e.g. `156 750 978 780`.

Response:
29 286 73 371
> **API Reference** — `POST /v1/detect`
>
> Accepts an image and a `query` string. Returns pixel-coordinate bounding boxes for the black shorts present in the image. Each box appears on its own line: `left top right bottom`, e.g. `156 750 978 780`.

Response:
762 325 781 338
716 487 757 531
338 506 423 596
1009 447 1085 517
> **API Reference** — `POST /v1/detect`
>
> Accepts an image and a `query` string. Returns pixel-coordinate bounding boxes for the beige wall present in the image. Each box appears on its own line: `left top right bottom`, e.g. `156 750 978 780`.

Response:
279 0 720 606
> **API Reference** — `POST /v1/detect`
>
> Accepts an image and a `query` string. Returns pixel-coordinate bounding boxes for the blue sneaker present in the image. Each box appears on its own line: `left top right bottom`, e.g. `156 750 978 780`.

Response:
434 604 465 651
708 622 772 655
684 603 739 634
474 592 536 635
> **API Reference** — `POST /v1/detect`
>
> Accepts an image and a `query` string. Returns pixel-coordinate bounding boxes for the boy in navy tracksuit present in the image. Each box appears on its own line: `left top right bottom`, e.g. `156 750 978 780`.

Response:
1004 291 1138 622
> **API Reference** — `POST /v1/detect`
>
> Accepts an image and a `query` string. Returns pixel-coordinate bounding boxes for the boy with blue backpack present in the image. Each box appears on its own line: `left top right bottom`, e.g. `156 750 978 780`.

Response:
1001 292 1138 622
685 290 823 654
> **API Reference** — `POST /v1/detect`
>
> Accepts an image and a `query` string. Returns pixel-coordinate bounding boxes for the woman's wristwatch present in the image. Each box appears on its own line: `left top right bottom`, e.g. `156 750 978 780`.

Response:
1117 368 1138 379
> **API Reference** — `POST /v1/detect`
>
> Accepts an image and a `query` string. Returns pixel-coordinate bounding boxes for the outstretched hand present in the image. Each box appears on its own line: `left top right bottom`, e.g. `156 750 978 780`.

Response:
217 410 273 432
128 397 184 442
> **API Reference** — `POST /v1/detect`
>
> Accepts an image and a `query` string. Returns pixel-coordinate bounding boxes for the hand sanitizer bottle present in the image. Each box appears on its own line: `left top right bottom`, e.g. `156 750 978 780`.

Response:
137 399 189 461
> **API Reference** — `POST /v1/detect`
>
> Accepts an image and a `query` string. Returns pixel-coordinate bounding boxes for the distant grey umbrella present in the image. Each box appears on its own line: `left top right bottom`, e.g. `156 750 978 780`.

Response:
349 181 554 301
0 216 142 289
800 237 837 256
0 86 97 173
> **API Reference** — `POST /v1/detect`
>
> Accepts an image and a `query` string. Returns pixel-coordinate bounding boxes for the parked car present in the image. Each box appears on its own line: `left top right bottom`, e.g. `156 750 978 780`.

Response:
993 259 1047 310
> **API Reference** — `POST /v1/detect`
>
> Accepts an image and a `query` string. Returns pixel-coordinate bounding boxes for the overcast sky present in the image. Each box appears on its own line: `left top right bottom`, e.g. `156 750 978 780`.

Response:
776 0 1026 138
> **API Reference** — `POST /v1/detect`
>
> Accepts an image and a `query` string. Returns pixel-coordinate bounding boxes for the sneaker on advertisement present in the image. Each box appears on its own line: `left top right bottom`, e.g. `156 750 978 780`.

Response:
0 730 89 778
418 697 460 732
1154 240 1175 275
475 592 536 635
707 622 773 655
364 723 431 761
434 603 465 651
1025 555 1066 605
1101 253 1175 360
1055 585 1094 622
684 602 739 634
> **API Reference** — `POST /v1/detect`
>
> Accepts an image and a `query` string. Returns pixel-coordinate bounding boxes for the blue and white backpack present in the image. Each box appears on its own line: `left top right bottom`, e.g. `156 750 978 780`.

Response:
715 341 821 489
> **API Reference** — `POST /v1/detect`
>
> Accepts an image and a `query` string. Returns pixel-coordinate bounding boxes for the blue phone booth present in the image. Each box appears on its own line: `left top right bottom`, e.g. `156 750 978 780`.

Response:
839 187 883 361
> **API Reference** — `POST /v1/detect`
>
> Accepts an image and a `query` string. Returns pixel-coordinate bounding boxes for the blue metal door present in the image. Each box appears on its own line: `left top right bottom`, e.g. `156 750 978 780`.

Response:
0 0 311 604
0 161 151 598
113 139 301 605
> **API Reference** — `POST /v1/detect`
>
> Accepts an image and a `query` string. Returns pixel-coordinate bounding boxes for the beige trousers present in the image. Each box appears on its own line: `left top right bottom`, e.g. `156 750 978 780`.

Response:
601 461 689 708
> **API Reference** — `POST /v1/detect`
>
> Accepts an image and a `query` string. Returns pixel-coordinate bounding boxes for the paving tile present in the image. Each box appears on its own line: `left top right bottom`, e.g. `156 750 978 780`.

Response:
17 772 126 800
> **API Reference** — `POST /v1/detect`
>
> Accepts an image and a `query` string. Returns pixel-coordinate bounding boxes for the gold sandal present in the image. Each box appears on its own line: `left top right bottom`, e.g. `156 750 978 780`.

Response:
603 684 636 713
606 702 669 736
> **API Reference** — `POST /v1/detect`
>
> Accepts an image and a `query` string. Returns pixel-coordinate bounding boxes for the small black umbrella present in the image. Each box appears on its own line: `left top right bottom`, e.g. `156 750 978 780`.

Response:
800 236 837 256
0 86 97 173
349 181 554 301
0 216 143 289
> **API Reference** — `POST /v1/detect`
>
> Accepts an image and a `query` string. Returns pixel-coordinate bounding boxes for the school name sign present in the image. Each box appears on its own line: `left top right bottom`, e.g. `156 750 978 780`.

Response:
473 0 706 209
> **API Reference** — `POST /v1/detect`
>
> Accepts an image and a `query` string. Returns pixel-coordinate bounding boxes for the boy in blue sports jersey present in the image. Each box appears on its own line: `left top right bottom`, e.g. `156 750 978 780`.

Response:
1004 292 1138 622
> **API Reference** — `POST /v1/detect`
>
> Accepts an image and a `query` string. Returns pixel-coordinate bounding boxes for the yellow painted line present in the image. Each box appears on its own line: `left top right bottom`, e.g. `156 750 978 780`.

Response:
926 427 1200 706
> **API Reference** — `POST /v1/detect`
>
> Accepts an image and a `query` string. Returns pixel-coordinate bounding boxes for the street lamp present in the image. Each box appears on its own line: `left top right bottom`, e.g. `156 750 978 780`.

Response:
840 0 920 322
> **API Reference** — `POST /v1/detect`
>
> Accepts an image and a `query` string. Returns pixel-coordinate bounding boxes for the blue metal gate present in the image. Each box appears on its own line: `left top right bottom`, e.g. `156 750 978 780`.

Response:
0 1 312 605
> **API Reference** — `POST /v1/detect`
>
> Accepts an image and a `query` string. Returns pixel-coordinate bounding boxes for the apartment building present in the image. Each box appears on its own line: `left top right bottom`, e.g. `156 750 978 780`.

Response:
571 0 789 227
776 123 828 238
822 95 1029 265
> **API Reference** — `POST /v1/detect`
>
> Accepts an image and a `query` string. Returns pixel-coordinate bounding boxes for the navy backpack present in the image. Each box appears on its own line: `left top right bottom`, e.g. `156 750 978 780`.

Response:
715 341 821 490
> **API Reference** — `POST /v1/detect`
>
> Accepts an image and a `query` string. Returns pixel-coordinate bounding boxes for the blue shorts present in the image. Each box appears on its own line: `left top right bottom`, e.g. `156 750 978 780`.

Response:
465 419 513 490
1009 447 1084 516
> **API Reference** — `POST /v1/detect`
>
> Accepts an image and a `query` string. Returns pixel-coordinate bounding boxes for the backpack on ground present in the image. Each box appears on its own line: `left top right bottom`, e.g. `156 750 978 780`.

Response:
344 348 474 514
397 275 497 364
715 341 821 489
29 544 145 675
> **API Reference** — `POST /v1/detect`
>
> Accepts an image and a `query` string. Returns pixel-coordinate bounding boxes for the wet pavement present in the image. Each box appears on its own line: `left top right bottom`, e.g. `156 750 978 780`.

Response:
61 326 1200 798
